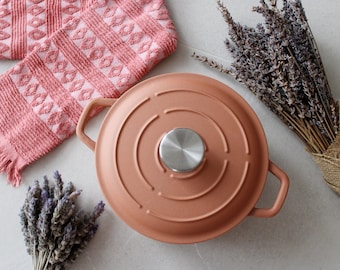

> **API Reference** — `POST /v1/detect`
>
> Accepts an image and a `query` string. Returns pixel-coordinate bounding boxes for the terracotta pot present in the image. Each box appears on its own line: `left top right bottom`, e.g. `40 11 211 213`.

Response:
77 73 289 244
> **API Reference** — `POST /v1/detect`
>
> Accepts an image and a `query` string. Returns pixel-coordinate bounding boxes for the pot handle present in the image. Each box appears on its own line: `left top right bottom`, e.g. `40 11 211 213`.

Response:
248 161 289 218
76 98 117 151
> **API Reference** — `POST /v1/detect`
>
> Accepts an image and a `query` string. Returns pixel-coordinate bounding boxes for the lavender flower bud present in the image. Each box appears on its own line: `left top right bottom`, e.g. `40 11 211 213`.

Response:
51 197 76 237
37 198 55 252
53 171 64 200
63 181 75 197
41 176 50 205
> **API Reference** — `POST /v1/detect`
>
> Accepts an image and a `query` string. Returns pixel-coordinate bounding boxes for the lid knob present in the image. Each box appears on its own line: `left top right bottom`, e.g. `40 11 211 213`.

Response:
159 128 205 173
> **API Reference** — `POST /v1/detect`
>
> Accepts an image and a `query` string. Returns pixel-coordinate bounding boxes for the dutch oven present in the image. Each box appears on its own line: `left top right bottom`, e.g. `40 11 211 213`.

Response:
76 73 289 244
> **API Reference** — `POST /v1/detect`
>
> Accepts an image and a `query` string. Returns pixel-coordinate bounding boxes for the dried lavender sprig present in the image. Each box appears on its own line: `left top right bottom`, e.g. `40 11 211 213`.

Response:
41 177 50 206
49 194 83 266
19 202 30 253
256 0 337 147
252 1 334 147
63 182 75 197
195 0 338 154
51 194 78 238
51 222 77 265
64 224 99 267
217 0 301 118
73 201 105 243
37 198 55 252
282 0 338 138
55 202 104 268
192 52 231 75
25 180 42 256
42 211 82 269
20 172 105 270
281 1 336 135
53 171 64 200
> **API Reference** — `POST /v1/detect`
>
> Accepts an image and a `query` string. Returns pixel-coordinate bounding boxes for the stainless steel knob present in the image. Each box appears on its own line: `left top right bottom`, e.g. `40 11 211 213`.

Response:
159 128 205 173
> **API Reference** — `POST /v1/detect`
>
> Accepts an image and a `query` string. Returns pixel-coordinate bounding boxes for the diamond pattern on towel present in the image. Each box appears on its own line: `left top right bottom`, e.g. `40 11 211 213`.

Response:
0 0 93 59
0 0 177 187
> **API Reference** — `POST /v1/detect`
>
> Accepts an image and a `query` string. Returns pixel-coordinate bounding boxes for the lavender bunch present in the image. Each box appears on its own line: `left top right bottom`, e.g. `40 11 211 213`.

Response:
19 171 105 270
194 0 340 194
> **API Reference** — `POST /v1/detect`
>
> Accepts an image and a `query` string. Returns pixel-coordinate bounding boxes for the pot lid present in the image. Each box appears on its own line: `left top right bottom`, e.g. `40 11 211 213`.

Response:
95 73 269 243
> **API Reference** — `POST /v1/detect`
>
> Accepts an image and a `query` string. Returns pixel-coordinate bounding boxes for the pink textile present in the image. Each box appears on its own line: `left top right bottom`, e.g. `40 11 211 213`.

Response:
0 0 96 60
0 0 177 186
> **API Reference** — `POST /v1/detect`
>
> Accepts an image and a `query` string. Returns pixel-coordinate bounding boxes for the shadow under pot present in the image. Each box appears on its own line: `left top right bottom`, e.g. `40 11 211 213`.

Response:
76 73 289 244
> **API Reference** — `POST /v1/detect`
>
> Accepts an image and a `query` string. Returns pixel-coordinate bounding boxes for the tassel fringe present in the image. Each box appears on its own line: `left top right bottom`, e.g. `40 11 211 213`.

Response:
0 146 25 187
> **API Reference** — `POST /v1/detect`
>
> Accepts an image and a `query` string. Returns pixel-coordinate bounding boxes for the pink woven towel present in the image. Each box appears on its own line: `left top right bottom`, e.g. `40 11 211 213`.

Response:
0 0 177 186
0 0 97 59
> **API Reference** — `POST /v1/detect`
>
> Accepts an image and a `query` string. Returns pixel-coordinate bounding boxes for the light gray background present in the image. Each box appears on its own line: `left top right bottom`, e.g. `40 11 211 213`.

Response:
1 1 340 269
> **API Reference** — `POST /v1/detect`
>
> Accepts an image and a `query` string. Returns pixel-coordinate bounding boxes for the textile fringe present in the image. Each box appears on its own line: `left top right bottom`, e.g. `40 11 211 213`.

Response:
0 145 25 187
312 132 340 195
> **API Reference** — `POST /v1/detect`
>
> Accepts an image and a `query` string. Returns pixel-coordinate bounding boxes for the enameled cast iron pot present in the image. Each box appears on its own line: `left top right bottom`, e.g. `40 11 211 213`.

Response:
76 73 289 244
